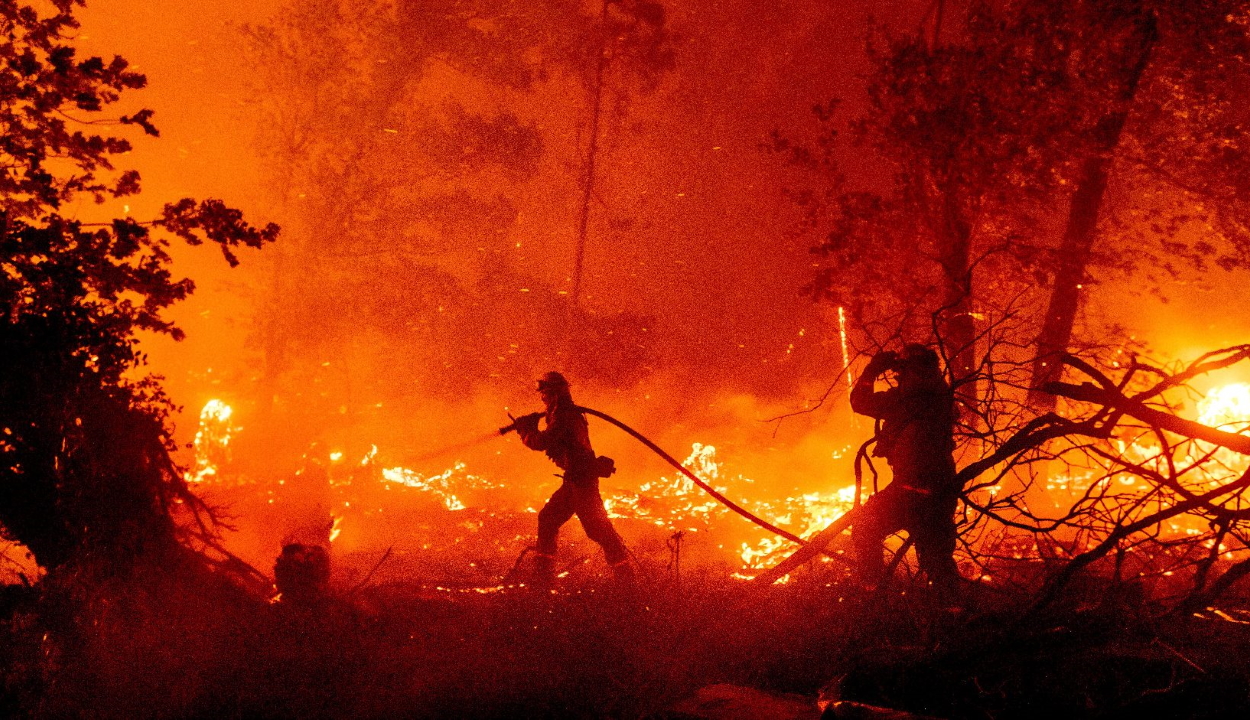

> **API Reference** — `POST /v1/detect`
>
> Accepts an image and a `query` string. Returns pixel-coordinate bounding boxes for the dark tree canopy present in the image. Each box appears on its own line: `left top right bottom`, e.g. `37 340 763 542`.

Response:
0 0 277 571
783 0 1250 402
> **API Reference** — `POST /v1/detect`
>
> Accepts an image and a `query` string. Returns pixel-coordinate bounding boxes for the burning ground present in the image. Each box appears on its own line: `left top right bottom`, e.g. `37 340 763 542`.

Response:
174 373 1250 594
180 389 868 592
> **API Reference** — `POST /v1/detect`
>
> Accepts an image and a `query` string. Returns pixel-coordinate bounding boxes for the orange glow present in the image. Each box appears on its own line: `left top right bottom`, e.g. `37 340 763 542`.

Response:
1043 382 1250 542
184 399 236 484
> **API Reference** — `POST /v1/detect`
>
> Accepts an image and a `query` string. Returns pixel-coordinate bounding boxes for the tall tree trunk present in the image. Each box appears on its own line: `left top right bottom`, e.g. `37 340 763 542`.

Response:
1028 9 1157 410
569 0 612 309
938 187 978 404
922 0 977 405
258 225 291 421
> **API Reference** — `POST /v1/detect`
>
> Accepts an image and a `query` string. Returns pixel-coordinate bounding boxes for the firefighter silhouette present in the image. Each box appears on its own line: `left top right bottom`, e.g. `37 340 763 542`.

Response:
850 344 961 592
513 372 632 589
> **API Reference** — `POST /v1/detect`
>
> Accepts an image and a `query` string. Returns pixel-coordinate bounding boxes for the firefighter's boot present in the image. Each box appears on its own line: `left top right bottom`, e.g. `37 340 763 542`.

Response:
611 559 636 589
531 553 556 592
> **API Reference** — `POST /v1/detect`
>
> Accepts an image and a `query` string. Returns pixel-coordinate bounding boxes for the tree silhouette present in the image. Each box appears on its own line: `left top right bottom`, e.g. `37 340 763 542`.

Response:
0 0 277 571
786 0 1250 405
1029 0 1250 407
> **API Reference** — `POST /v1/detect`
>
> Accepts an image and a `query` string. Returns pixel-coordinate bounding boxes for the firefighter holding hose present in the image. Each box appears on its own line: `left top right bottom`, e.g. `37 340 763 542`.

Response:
505 372 633 590
850 344 962 595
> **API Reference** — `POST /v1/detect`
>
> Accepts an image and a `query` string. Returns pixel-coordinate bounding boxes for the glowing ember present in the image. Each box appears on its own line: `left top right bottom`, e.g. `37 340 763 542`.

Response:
380 462 487 511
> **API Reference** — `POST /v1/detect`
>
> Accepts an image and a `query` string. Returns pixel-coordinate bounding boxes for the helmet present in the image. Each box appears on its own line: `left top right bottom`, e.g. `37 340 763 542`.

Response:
537 371 570 391
898 343 940 373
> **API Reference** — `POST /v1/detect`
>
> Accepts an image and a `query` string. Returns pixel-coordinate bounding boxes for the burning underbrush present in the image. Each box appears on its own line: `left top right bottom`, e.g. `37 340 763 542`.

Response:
180 373 1250 609
182 392 868 595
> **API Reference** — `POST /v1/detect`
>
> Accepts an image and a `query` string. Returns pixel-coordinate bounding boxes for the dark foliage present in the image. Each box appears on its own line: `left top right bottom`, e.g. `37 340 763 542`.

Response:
782 0 1250 386
0 0 277 570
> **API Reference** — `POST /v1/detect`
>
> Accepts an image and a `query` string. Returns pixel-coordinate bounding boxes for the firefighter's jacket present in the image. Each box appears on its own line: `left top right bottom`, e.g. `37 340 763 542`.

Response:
517 398 597 485
851 375 958 495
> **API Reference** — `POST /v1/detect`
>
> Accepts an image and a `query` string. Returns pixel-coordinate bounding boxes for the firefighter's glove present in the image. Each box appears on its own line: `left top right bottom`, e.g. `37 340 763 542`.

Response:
513 412 542 435
867 350 898 375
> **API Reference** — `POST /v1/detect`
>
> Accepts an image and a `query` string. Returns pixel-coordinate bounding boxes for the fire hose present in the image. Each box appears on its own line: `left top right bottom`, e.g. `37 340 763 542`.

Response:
580 406 810 546
502 406 809 547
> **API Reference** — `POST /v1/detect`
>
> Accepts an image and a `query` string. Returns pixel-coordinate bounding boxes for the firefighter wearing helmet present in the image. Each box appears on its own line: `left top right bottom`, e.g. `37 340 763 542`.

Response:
512 371 632 589
849 344 961 594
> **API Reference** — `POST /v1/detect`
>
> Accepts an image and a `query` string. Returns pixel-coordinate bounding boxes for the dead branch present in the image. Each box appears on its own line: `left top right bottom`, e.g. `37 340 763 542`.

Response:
1045 379 1250 456
1031 467 1250 612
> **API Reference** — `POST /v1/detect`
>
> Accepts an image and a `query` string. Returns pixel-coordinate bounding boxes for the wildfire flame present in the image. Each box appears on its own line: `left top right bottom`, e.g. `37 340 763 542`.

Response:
1194 382 1250 479
1045 382 1250 539
185 399 236 484
188 406 860 574
1198 382 1250 430
190 383 1250 579
600 442 858 568
381 463 481 512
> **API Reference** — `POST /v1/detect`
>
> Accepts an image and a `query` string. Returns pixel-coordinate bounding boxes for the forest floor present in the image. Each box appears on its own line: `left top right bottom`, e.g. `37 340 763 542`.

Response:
4 560 1250 719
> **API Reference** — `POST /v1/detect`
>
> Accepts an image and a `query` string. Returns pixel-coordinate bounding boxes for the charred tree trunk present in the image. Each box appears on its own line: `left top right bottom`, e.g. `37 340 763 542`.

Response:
937 189 977 404
922 8 977 407
569 0 612 309
1028 9 1157 411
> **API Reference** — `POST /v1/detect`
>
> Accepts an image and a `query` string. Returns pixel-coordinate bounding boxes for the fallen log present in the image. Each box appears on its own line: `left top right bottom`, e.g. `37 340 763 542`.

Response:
666 683 821 720
753 505 862 584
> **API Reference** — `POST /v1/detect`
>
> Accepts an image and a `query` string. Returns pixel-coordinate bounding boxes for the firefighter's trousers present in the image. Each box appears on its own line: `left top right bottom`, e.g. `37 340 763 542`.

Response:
853 481 959 588
537 477 628 565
